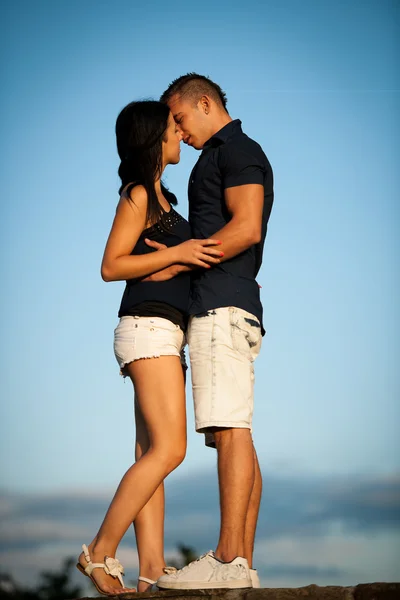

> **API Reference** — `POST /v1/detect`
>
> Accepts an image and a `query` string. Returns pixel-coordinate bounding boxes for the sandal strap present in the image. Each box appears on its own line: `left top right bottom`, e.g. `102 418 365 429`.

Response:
82 544 105 577
85 562 107 576
82 544 91 562
81 544 125 589
138 576 156 585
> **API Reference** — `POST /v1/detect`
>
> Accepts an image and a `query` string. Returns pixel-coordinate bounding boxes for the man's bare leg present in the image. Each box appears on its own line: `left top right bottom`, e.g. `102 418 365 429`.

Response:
214 428 255 562
244 447 262 568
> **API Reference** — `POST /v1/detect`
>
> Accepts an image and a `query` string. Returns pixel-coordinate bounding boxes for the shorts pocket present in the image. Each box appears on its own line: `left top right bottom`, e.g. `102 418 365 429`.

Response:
151 317 180 333
229 309 261 361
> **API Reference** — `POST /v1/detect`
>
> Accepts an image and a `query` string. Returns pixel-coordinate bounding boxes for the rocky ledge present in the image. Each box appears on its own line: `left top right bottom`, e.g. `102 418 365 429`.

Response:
70 582 400 600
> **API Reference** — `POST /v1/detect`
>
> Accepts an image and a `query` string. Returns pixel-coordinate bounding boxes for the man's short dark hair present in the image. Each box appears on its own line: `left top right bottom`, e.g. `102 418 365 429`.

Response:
160 73 228 110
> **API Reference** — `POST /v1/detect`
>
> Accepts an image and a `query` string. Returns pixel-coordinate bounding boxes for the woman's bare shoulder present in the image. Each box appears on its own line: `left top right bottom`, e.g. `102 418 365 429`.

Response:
117 184 148 213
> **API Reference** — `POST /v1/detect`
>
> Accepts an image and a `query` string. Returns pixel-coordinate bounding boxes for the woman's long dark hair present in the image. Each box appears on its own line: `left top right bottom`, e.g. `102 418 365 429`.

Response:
116 100 177 227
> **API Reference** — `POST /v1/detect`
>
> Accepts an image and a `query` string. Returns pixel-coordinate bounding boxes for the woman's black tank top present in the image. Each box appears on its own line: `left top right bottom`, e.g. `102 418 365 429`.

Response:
118 206 192 330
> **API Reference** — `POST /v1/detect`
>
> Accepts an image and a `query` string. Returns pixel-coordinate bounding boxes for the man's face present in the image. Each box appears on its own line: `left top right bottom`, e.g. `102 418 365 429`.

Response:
167 94 211 150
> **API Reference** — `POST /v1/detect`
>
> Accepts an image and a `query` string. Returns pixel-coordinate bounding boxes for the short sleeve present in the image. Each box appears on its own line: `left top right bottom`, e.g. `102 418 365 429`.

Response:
218 143 265 189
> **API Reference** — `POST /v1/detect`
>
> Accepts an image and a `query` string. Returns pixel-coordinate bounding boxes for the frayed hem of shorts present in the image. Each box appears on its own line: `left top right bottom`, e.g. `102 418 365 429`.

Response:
119 354 161 377
118 352 186 377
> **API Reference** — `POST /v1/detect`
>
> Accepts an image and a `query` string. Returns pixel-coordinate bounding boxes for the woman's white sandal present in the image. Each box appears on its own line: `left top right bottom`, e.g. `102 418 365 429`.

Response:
76 544 130 596
138 567 176 590
138 575 156 590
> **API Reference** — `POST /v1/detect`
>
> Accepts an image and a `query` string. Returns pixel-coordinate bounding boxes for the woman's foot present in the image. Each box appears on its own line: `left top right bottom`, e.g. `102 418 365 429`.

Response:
137 564 170 592
77 543 136 596
137 576 156 593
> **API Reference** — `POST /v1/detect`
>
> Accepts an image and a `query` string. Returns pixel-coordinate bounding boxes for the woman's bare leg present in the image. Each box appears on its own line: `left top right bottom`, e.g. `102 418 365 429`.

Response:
133 396 166 591
134 364 187 591
78 356 186 595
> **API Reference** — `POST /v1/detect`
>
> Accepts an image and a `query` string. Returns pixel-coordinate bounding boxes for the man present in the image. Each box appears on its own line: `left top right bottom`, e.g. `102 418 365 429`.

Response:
155 74 273 589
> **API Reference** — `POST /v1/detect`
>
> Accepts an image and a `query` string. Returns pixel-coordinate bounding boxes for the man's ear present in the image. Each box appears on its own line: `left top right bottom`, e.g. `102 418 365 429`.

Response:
199 95 211 115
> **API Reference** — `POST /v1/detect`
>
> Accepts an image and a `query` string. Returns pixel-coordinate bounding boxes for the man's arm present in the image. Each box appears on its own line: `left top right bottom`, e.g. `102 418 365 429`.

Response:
213 140 265 260
143 184 263 280
142 262 194 281
211 183 263 260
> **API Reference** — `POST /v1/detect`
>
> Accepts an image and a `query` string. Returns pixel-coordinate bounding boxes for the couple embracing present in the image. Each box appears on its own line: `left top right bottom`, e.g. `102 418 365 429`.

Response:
77 73 274 596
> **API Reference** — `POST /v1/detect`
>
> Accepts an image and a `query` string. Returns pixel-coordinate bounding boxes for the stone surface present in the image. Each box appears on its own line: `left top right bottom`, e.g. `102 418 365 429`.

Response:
70 583 400 600
354 583 400 599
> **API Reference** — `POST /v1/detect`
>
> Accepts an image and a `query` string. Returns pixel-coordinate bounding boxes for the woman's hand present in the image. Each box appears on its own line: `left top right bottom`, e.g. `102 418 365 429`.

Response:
144 239 167 251
172 238 223 268
145 237 223 268
141 237 223 281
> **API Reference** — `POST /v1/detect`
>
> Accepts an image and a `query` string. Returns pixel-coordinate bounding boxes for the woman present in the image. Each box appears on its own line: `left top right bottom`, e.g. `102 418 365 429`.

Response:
77 100 223 596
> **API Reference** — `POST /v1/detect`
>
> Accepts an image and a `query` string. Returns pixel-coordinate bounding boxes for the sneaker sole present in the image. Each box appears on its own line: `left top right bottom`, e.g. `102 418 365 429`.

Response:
157 579 252 590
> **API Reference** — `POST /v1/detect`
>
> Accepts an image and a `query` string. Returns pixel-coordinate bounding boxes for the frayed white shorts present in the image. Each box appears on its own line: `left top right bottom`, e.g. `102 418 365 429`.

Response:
114 315 187 376
187 306 262 447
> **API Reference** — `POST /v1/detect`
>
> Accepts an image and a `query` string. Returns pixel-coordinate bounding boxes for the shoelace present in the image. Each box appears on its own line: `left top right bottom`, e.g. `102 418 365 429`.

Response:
163 566 177 575
179 551 214 573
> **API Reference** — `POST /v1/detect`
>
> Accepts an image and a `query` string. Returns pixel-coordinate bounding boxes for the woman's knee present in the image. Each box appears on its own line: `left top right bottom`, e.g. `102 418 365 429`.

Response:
157 440 186 473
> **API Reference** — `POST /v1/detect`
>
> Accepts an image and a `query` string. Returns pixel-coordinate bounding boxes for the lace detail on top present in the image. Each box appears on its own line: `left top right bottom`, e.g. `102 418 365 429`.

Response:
140 207 184 238
161 208 184 229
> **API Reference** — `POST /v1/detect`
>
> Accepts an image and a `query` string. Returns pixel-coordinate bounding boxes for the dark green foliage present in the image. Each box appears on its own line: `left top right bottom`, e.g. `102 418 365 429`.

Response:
0 558 84 600
0 544 198 598
166 544 198 569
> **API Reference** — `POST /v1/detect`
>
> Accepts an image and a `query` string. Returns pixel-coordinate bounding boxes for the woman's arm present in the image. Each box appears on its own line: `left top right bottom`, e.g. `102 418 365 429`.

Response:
101 187 222 282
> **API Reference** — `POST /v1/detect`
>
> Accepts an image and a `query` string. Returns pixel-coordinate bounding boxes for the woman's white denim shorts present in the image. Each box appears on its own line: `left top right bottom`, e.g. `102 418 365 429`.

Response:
187 306 262 447
114 316 187 376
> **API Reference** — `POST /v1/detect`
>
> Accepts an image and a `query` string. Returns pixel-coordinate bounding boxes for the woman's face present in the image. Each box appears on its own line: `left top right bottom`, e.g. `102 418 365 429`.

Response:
162 112 182 166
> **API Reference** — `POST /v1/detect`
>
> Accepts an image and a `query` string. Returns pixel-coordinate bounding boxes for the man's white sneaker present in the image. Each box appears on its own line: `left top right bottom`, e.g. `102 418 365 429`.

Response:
250 568 260 588
156 551 252 590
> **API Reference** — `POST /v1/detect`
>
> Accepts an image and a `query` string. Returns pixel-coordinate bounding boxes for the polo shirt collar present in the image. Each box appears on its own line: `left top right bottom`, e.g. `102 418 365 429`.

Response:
204 119 242 148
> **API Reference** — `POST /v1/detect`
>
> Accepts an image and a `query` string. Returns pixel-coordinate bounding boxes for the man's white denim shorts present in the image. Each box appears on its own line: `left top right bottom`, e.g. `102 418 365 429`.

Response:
114 315 187 376
187 306 262 447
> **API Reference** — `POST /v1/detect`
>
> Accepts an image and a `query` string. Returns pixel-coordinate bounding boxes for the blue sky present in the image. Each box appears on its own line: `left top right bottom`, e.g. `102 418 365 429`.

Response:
0 0 399 590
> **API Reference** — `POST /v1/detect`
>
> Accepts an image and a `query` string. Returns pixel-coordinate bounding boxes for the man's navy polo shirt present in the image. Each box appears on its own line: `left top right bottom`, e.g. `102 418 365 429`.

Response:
188 119 274 334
